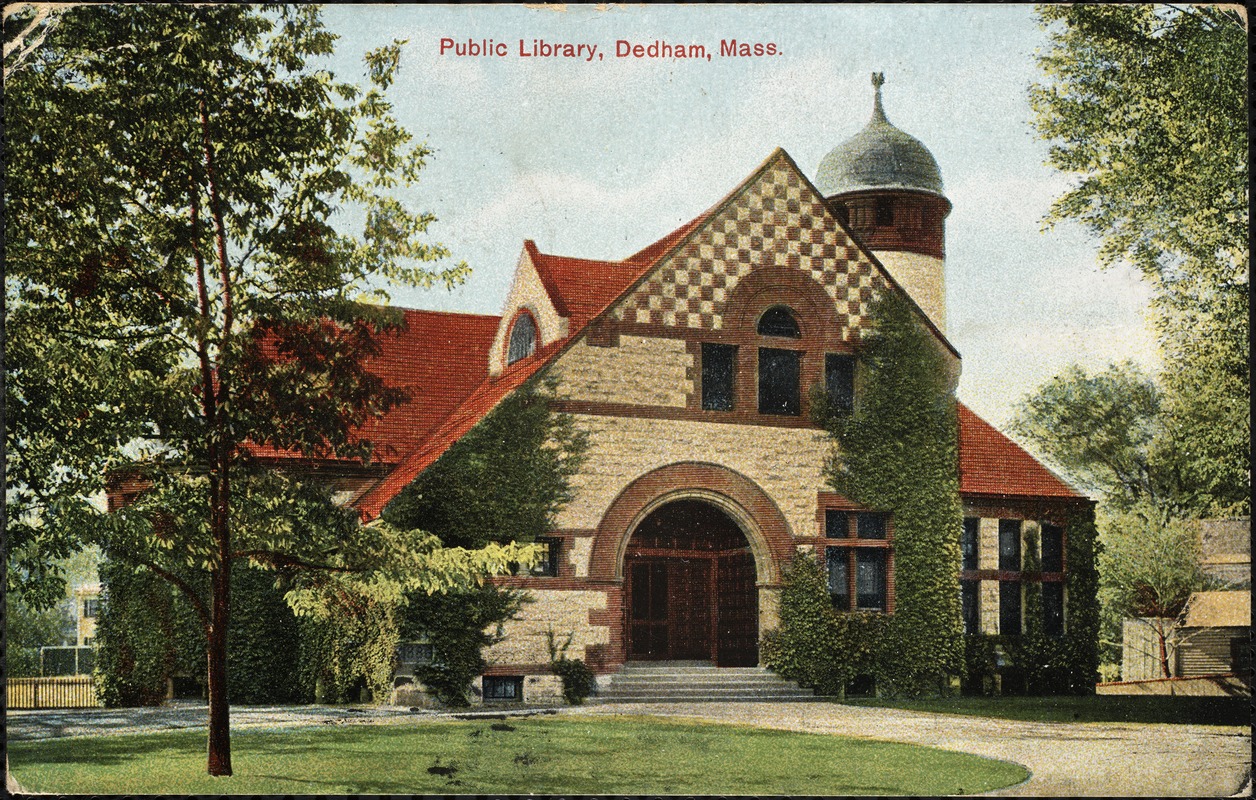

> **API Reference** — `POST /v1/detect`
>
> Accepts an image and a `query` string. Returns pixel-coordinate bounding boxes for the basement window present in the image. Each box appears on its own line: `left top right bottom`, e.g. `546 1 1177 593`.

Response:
482 675 524 702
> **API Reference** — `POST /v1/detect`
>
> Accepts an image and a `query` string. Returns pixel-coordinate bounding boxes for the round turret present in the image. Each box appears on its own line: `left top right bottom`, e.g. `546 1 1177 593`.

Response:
818 73 951 332
816 74 944 199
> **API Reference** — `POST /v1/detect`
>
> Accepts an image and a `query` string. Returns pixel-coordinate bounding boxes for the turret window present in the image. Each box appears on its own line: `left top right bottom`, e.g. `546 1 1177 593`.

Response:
506 313 537 365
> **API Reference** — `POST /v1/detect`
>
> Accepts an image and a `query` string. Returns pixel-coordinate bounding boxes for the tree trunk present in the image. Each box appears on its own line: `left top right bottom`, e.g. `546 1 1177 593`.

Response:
1157 628 1172 680
206 559 232 776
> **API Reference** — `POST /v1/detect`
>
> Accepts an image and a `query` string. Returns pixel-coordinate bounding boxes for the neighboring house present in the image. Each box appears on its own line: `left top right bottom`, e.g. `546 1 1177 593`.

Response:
1200 517 1251 587
1176 591 1250 679
112 76 1091 701
1120 518 1251 682
74 582 101 647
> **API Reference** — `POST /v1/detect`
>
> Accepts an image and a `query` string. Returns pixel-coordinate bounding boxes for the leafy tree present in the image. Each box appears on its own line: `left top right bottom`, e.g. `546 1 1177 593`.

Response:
1030 4 1249 516
1097 502 1210 679
5 5 534 776
1009 361 1189 512
381 377 589 549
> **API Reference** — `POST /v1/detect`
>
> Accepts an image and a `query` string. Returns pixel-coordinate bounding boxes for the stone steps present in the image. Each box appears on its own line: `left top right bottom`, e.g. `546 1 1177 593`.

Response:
595 661 816 703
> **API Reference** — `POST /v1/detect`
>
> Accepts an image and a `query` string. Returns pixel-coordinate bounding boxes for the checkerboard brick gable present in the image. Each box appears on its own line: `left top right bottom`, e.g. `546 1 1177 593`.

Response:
612 150 887 341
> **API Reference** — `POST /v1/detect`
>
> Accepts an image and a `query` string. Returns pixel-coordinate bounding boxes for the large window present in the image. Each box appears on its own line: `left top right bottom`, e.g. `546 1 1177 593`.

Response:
961 517 979 570
825 354 855 414
961 580 979 634
1042 582 1064 637
1041 524 1064 572
998 520 1021 571
999 580 1022 636
530 538 561 578
825 511 891 613
758 348 800 415
506 313 537 365
701 343 737 411
82 598 99 619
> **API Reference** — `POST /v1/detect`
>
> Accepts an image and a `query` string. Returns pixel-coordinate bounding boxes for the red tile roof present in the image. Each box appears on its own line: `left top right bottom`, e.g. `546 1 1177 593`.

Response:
348 152 1080 521
957 403 1082 499
244 308 500 465
354 214 713 519
354 338 567 519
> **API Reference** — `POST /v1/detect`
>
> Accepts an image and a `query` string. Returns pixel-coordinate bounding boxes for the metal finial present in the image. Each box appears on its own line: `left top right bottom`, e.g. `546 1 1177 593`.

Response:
870 72 888 124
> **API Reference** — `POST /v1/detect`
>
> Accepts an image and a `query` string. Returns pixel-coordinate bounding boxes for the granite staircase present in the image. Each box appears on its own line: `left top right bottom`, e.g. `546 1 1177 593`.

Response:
595 661 816 703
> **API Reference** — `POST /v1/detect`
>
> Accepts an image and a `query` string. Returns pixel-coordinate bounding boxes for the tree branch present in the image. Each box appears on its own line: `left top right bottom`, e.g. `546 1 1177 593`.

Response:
231 549 362 573
134 557 211 630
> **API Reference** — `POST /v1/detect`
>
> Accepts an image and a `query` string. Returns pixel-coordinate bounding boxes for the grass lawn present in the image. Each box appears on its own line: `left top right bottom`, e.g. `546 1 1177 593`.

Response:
8 715 1028 795
840 694 1250 726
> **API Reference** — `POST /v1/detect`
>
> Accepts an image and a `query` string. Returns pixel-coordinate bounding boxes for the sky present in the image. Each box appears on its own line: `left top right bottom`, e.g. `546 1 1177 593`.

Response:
318 4 1158 428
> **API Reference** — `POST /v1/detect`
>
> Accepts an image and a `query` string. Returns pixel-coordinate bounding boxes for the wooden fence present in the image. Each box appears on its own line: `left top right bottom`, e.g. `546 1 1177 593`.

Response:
8 676 101 709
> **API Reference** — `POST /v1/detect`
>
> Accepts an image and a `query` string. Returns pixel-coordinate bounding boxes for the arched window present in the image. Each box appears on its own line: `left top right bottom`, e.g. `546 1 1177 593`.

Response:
506 313 537 364
756 306 800 338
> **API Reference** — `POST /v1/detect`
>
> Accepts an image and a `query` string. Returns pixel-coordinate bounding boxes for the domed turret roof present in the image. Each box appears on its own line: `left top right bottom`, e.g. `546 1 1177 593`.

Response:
816 73 944 199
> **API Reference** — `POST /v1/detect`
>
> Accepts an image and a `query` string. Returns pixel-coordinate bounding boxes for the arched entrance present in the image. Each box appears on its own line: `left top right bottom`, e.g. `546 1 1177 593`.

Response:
624 499 759 667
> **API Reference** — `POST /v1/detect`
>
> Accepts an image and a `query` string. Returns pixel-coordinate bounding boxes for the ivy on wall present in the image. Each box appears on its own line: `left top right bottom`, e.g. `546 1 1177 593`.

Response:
95 561 302 705
382 377 589 549
818 291 966 696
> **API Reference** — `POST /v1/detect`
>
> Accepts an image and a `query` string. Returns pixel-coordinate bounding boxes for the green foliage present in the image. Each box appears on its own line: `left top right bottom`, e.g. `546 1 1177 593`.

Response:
96 561 307 706
382 378 590 549
94 562 177 707
297 594 400 704
1010 362 1169 509
398 585 529 707
821 291 964 695
1030 4 1249 517
762 555 887 696
5 592 74 678
546 630 595 704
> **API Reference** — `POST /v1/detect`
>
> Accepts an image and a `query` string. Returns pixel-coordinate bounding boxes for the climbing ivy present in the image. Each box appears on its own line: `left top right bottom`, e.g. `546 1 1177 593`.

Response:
812 291 965 696
95 561 303 705
762 554 887 696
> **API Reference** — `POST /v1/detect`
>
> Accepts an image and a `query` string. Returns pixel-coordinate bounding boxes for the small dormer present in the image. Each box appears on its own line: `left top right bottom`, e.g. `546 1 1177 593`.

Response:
488 241 571 377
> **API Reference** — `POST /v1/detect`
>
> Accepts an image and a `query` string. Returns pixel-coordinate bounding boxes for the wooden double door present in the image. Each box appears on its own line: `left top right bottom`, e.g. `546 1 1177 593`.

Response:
624 500 759 667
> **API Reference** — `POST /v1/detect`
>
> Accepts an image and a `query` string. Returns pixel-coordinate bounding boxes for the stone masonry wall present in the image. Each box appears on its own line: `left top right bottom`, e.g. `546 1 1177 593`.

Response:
550 336 692 408
482 589 609 666
554 414 831 540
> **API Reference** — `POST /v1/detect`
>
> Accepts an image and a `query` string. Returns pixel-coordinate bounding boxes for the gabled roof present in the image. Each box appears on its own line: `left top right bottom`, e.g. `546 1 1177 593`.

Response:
352 151 1066 520
957 403 1083 500
1181 590 1250 629
244 308 499 465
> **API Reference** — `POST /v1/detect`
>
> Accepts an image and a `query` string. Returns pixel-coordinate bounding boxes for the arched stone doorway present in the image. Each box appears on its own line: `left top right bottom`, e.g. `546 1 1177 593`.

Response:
623 499 759 667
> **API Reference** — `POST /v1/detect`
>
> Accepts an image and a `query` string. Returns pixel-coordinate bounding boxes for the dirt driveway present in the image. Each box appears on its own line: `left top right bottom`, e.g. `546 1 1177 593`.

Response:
573 701 1251 797
8 700 1250 796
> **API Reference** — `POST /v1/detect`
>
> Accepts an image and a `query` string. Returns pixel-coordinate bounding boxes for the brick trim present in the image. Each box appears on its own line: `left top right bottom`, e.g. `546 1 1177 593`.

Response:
589 462 795 585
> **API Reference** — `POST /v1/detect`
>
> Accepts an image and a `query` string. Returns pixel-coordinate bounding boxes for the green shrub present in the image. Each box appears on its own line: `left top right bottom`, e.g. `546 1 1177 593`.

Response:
94 560 176 706
763 554 887 696
552 657 595 704
400 584 527 707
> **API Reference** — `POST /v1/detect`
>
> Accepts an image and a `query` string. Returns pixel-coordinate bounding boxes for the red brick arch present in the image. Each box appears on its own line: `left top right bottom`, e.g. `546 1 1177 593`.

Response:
589 462 795 585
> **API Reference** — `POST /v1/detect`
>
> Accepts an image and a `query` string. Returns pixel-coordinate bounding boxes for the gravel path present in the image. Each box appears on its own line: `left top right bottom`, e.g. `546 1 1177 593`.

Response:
574 701 1251 797
7 700 1250 797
